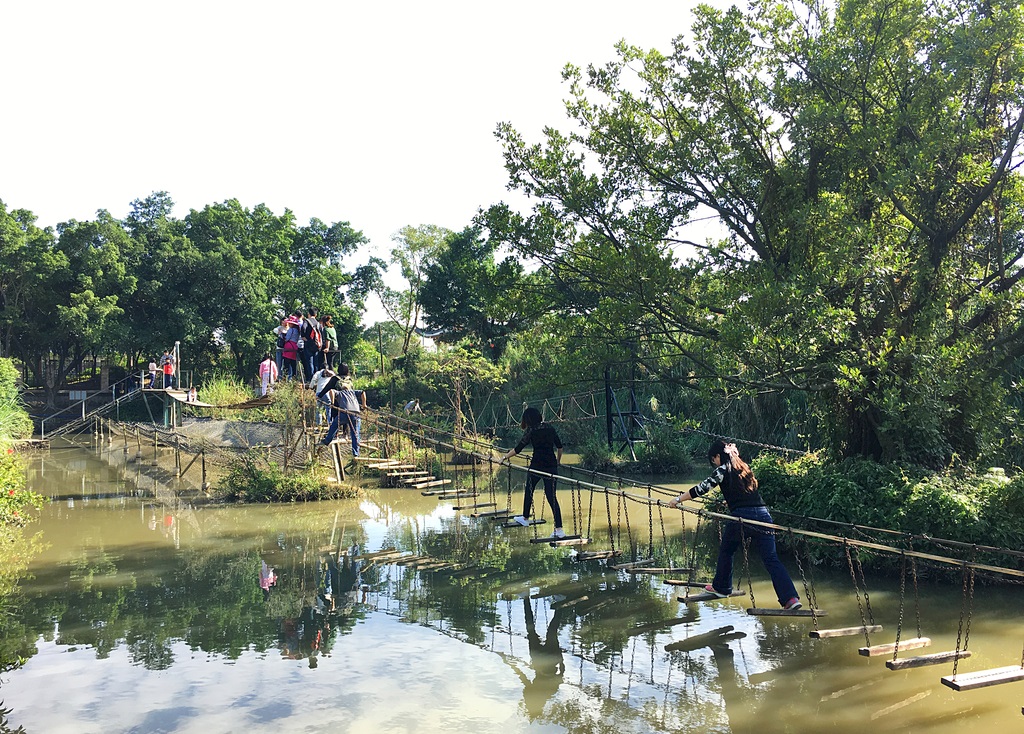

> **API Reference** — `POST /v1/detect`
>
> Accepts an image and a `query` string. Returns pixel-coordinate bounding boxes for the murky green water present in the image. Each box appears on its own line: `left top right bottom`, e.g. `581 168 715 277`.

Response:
2 441 1023 733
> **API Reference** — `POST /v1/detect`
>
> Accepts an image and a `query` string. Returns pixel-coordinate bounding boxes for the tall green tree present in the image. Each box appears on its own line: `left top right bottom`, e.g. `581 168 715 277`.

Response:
488 0 1024 464
418 225 546 359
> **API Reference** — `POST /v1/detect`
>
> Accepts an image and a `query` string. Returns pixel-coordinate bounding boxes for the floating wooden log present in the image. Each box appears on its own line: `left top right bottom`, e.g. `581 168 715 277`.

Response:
627 567 693 575
610 558 655 571
748 607 828 618
886 650 971 670
810 624 883 639
664 625 746 652
576 549 622 561
678 590 747 603
940 664 1024 691
858 636 929 657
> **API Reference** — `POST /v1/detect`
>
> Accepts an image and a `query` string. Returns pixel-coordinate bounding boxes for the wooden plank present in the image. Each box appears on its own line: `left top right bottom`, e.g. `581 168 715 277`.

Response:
471 509 510 518
663 580 709 588
810 625 883 639
941 664 1024 691
501 519 547 528
886 650 971 670
436 492 478 500
413 479 453 490
530 535 584 544
549 536 590 547
609 558 655 571
627 567 693 575
387 471 431 477
858 636 930 657
748 607 828 618
679 590 746 603
454 502 496 511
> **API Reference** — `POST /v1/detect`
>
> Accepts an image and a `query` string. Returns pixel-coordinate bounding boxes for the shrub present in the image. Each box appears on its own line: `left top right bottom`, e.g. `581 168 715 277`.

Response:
217 451 360 502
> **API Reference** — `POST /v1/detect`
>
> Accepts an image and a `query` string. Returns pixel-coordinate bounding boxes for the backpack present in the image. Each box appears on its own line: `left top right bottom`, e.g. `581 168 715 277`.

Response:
303 318 324 350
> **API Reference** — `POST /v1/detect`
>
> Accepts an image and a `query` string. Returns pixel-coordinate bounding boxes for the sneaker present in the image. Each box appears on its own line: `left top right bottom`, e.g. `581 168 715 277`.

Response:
703 584 729 598
552 528 566 539
512 515 530 527
784 597 802 610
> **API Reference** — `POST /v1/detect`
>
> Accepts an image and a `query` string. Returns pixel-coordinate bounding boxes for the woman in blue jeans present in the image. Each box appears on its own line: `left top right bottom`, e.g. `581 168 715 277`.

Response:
668 439 800 610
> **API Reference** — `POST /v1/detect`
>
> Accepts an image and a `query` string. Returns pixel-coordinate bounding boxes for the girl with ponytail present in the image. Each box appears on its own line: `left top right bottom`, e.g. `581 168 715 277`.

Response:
668 440 801 610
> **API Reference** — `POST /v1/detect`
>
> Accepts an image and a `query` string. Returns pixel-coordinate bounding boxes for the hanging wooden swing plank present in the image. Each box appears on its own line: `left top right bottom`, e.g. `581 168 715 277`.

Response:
576 549 622 561
663 580 711 588
941 664 1024 691
858 636 930 657
454 502 496 511
748 607 828 618
610 558 656 570
810 625 883 639
529 535 585 544
548 536 590 547
501 518 547 528
678 590 746 603
886 649 971 670
472 509 510 518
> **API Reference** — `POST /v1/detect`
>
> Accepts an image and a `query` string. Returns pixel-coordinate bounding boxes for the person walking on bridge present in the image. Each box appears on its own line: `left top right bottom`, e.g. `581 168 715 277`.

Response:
668 439 801 610
500 407 566 539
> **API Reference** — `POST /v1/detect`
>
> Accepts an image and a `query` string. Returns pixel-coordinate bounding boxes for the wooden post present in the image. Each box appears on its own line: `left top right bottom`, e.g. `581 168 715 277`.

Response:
152 431 158 466
201 450 209 490
175 435 181 477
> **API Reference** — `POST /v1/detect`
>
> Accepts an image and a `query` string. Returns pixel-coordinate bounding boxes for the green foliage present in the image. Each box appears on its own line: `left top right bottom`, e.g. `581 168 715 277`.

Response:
754 454 1024 553
190 374 257 419
487 0 1024 466
217 451 360 502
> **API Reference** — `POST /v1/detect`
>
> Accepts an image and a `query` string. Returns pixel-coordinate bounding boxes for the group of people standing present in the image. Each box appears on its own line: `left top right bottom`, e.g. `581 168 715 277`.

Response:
273 308 339 383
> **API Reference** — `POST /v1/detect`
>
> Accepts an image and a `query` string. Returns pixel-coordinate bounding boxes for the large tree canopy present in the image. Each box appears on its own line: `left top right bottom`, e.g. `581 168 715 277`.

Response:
487 0 1024 464
0 193 370 402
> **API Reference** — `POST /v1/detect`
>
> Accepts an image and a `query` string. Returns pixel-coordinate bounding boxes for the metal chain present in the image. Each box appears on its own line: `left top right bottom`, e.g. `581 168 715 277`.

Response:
893 550 907 662
788 529 817 629
741 524 756 608
844 540 870 646
952 562 970 678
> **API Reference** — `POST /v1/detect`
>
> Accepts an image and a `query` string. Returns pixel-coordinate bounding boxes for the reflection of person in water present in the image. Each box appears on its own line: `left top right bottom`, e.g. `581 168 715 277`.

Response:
502 597 569 721
259 560 277 601
708 643 756 733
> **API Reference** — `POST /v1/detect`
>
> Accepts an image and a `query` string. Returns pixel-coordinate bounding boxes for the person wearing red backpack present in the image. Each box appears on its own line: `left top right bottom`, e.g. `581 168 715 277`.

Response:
299 307 324 380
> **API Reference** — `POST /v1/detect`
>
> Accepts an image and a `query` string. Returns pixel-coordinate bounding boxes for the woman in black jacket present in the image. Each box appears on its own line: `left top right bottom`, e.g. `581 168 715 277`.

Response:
501 407 566 539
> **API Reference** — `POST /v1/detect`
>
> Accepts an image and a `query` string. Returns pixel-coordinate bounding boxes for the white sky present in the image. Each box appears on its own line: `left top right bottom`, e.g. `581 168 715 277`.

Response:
2 0 726 321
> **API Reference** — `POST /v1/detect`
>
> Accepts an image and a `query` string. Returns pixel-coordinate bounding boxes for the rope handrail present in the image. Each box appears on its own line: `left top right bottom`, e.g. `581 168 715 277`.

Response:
367 411 1024 580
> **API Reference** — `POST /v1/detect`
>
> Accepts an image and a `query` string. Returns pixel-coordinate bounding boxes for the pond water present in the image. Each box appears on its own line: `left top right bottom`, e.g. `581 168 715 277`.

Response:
1 441 1023 733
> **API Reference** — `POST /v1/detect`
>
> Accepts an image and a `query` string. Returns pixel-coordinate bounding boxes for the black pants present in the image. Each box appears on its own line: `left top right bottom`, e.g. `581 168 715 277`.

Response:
522 465 562 528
